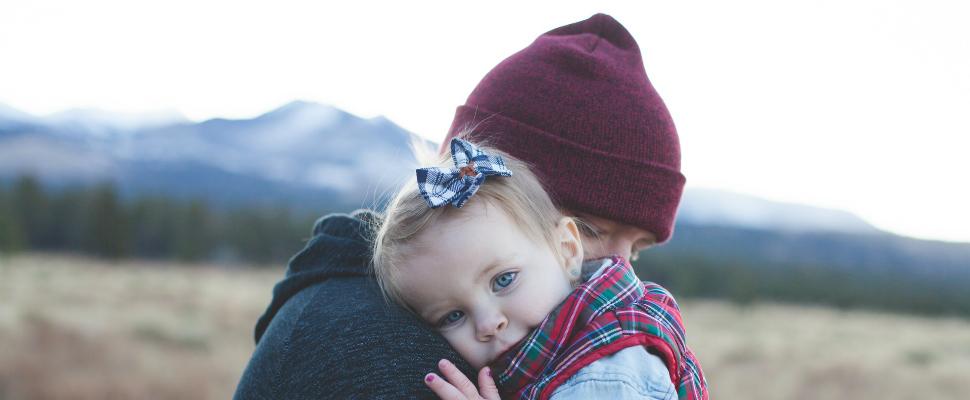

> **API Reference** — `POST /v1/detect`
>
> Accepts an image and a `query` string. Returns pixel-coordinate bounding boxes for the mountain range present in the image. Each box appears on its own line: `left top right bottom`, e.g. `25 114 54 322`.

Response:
0 101 428 209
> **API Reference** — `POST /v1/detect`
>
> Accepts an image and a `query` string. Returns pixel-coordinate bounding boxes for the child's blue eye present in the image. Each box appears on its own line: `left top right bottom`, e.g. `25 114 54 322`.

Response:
492 271 518 291
438 310 464 328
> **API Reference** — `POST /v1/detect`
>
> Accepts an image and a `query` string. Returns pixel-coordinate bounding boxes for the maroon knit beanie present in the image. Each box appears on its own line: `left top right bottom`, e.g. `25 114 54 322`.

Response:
442 13 685 243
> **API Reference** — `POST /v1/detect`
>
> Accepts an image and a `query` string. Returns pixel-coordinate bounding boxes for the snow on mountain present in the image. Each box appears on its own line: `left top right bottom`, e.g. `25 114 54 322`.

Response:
0 134 116 182
115 100 421 200
0 103 43 133
0 103 39 123
43 107 189 137
239 100 343 151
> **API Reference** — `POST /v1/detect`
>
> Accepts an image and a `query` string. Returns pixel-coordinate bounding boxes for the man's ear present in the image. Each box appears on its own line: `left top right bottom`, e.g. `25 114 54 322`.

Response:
556 217 584 280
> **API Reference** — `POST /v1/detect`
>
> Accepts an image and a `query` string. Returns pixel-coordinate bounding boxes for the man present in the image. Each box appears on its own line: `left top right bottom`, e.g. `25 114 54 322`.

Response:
235 13 682 399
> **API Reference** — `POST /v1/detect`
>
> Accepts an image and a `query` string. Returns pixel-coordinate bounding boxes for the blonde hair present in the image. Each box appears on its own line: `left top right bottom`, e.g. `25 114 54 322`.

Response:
372 141 566 308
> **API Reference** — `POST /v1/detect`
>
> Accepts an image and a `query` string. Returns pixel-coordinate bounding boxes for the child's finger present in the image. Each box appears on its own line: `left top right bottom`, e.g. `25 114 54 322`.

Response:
477 367 501 400
438 359 480 399
424 373 464 400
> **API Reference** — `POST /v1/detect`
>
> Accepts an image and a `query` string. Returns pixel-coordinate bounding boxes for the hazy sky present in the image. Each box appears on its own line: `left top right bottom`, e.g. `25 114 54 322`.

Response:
1 0 968 243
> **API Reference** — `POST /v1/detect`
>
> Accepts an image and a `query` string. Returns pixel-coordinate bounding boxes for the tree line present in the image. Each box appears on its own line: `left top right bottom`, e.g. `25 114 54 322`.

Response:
3 175 967 319
0 176 323 265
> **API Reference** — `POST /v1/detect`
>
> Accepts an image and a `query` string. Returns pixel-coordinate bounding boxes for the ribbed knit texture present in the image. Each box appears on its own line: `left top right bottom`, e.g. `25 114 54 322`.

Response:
444 13 685 243
235 210 472 399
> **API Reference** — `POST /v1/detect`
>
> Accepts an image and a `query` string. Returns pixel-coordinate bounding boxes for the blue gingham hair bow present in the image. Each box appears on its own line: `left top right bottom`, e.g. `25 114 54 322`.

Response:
416 138 513 208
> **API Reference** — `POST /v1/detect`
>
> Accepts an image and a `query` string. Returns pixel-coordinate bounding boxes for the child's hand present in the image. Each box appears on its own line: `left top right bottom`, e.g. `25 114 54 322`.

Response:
425 359 501 400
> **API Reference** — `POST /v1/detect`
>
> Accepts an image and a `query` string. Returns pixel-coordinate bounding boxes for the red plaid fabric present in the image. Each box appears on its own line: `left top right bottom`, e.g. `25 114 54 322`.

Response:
487 256 708 399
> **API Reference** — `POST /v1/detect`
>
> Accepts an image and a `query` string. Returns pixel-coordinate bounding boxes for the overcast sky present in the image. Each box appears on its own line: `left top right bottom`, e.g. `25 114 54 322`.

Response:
1 0 968 243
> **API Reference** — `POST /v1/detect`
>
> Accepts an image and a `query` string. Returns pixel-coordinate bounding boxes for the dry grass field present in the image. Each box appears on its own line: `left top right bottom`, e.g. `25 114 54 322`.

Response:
1 254 968 399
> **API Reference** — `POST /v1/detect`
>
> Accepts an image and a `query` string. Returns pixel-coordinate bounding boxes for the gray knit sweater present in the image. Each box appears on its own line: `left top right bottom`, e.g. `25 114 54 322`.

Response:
234 210 471 399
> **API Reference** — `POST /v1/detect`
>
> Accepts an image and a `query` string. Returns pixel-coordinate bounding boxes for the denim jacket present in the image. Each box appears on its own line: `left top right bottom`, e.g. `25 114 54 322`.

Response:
549 346 677 399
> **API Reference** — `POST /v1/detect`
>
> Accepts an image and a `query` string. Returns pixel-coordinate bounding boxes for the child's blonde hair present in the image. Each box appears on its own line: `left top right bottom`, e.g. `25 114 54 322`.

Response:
372 141 566 308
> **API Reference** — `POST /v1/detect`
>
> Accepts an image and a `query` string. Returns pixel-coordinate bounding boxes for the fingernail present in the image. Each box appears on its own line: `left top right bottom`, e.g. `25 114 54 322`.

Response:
484 367 491 377
425 374 435 383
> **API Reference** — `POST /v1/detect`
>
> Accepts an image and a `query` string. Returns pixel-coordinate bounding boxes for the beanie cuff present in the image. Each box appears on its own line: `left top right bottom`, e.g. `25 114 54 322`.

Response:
448 105 685 243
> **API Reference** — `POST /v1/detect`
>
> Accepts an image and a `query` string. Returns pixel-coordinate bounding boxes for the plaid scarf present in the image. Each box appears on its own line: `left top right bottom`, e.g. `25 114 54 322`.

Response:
487 256 708 400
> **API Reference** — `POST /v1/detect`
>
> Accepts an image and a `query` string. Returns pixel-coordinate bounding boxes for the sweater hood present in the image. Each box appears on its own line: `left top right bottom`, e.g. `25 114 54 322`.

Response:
253 209 382 343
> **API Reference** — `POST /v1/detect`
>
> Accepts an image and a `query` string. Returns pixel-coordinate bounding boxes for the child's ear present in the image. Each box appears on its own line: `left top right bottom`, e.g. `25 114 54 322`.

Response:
556 217 584 281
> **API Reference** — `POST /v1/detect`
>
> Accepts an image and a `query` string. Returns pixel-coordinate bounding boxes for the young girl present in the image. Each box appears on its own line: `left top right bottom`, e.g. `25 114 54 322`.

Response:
373 138 708 400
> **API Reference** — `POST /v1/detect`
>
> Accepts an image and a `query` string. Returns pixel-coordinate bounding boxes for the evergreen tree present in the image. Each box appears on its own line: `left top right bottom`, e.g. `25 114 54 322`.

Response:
129 196 178 258
0 185 25 253
47 187 87 251
174 200 214 261
12 175 49 248
82 182 128 259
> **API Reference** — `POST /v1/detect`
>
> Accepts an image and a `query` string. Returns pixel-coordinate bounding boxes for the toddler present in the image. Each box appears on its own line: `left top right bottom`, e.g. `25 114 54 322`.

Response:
373 138 707 399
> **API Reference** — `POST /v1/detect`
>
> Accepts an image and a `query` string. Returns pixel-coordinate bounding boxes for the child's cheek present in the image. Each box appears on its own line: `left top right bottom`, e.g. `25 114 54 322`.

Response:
442 325 486 368
515 283 561 326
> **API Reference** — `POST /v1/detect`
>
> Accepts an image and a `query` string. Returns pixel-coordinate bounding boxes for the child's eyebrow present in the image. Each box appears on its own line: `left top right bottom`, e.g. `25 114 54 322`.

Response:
476 254 516 283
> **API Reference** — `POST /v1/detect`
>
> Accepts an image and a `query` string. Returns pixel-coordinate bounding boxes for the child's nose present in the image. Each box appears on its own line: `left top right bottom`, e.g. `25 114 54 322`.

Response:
475 313 508 341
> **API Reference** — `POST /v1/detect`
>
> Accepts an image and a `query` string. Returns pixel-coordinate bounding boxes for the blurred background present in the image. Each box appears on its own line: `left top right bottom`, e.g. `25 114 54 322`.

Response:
1 1 969 399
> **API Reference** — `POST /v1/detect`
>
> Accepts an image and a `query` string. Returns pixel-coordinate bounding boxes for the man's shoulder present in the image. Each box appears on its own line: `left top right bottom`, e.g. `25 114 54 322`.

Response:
235 277 469 399
258 277 408 360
